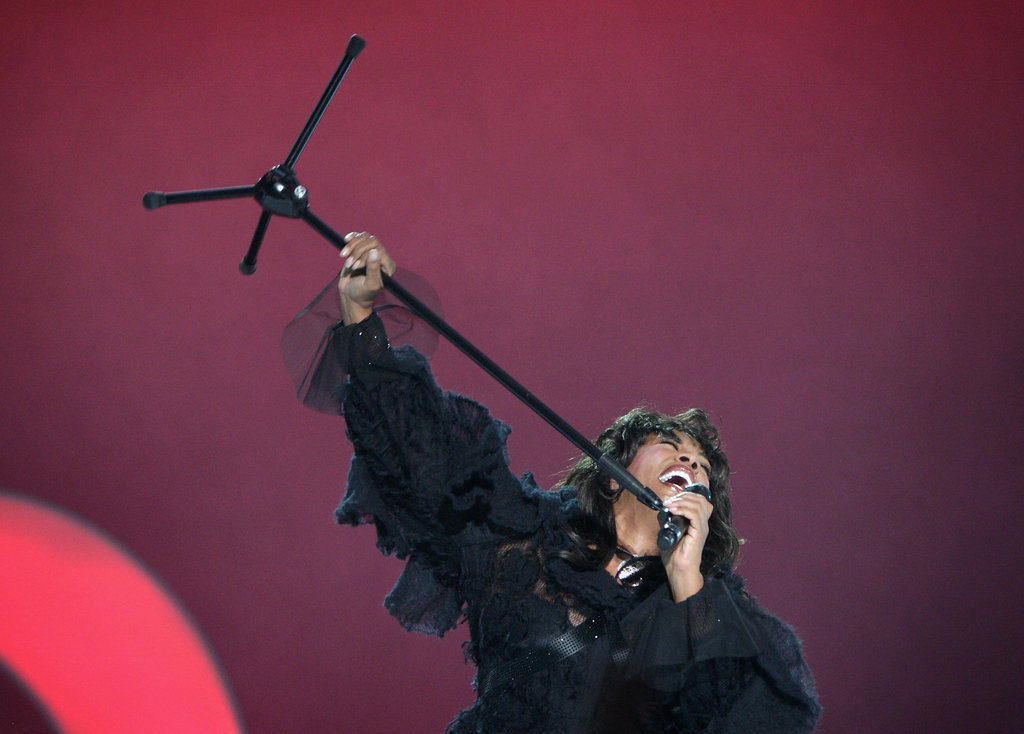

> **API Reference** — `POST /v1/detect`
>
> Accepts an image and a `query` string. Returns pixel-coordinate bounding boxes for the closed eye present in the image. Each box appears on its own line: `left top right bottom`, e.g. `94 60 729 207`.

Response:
656 436 709 475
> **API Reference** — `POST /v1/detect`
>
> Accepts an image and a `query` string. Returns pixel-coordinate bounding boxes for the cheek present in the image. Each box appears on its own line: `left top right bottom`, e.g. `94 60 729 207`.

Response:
624 449 653 474
637 454 666 478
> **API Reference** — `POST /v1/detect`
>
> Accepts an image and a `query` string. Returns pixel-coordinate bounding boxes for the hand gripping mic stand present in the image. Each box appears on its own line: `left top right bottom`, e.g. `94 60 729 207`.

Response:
143 34 690 551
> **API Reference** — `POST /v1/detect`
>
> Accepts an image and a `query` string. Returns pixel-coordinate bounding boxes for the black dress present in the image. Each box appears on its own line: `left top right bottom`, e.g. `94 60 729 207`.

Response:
285 298 821 733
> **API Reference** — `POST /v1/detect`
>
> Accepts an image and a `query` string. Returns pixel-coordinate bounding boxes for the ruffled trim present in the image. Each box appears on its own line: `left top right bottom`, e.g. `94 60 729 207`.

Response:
619 575 762 691
729 583 822 716
280 268 443 414
384 551 463 636
337 344 552 636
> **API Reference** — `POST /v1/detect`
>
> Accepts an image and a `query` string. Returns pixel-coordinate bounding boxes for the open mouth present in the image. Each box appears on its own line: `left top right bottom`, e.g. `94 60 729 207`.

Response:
658 468 695 493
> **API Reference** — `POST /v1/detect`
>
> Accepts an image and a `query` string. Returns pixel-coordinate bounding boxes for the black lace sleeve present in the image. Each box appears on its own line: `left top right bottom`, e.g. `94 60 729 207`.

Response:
614 572 821 732
281 268 443 414
334 315 547 637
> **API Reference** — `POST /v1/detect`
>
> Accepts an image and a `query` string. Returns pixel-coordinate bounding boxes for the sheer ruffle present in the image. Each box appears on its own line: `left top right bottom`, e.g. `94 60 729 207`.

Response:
607 574 821 733
281 267 442 414
620 575 762 690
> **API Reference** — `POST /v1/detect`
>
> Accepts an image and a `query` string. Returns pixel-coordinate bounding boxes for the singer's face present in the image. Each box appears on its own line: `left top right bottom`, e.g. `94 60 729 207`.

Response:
624 432 711 503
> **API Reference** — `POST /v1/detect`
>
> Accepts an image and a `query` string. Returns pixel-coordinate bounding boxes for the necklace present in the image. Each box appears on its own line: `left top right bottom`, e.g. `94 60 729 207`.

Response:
614 546 658 590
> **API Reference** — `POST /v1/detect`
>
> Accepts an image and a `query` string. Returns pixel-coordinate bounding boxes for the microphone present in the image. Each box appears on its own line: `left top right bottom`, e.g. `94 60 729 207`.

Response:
656 483 711 551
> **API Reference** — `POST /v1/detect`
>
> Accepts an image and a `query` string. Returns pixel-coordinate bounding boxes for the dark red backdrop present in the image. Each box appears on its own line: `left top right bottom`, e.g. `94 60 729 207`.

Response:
2 1 1023 731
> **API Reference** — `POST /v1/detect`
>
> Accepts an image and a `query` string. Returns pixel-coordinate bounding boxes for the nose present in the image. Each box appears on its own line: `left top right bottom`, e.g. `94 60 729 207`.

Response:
679 453 699 469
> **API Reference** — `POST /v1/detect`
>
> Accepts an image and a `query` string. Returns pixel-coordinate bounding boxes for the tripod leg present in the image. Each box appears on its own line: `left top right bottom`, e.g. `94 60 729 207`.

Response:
282 35 366 170
143 185 255 209
239 210 273 275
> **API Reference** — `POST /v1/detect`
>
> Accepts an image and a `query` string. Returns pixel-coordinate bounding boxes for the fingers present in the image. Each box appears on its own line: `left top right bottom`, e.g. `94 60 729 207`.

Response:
663 489 713 510
341 231 375 275
662 491 713 526
336 232 395 319
340 232 396 276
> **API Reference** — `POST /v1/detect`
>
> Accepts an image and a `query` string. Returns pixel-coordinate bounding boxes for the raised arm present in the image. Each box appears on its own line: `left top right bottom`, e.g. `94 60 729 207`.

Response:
301 235 546 636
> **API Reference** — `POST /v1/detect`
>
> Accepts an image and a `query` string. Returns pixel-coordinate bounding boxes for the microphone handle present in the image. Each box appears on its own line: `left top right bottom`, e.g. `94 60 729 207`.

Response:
656 484 711 551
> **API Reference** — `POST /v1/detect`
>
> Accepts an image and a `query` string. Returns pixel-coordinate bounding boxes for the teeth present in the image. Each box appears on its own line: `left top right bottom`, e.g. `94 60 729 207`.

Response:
659 469 693 486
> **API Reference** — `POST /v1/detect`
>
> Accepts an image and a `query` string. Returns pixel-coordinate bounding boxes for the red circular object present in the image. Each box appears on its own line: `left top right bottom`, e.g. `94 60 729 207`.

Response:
0 492 245 734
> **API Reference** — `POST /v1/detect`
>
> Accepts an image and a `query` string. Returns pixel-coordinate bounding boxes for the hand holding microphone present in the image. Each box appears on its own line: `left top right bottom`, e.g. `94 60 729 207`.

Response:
656 482 712 551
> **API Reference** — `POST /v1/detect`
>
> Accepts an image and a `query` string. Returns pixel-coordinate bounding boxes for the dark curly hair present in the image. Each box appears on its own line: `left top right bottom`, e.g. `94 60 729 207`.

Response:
555 407 741 576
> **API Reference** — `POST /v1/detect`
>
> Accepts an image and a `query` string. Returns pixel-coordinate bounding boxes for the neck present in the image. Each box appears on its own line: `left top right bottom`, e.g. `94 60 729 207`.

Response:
612 493 661 557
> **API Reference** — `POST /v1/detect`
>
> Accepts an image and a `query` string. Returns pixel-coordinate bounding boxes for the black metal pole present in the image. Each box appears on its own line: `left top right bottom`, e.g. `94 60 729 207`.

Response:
143 185 254 210
282 35 366 170
300 208 666 514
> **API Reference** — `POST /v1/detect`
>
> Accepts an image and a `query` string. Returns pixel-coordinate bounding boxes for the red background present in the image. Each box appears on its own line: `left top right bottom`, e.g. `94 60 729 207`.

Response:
2 1 1023 731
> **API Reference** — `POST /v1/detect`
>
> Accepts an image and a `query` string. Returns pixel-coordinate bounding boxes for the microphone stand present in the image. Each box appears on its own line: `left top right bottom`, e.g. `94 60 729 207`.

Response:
142 34 685 550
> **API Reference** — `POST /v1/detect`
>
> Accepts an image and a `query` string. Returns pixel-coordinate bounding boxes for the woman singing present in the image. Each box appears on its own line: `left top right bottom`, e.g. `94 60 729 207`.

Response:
285 232 820 733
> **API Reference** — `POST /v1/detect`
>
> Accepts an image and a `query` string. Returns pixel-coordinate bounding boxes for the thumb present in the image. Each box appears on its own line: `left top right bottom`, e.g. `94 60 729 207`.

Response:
365 247 384 290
